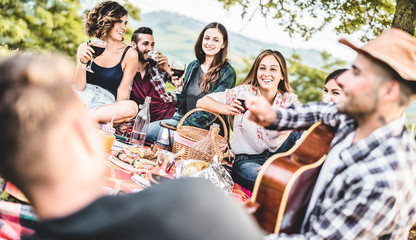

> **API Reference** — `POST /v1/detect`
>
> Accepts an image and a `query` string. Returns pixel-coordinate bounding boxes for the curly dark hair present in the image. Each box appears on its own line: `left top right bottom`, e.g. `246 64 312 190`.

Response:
84 1 128 39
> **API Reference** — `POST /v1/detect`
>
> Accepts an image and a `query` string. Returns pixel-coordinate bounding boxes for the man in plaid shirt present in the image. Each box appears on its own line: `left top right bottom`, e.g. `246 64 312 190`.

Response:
130 27 177 122
247 28 416 239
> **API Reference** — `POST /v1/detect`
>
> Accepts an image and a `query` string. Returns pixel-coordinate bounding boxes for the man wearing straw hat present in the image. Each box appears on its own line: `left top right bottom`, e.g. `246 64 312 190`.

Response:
247 28 416 239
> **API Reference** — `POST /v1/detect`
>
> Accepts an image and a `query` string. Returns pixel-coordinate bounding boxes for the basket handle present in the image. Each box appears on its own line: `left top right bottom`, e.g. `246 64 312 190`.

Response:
177 108 228 142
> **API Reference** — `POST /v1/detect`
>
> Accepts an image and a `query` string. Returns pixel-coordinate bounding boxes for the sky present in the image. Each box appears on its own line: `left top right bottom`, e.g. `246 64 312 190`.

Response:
134 0 359 63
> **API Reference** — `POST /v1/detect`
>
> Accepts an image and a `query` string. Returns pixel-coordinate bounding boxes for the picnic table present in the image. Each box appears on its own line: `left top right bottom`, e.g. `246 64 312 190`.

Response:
0 139 248 239
106 139 249 202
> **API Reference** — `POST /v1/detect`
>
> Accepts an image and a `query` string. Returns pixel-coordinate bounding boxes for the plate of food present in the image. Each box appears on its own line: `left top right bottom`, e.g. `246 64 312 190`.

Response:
108 155 138 172
109 145 158 172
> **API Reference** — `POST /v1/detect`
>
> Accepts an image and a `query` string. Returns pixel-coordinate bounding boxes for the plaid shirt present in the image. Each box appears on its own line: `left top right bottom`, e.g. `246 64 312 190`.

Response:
0 201 37 239
0 180 37 239
265 102 416 240
173 60 236 130
148 66 175 103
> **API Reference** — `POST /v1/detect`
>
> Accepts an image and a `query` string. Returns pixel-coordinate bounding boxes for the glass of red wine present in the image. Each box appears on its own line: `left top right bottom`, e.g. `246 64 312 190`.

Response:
236 96 247 128
84 38 107 73
171 60 186 94
147 50 165 83
147 50 158 67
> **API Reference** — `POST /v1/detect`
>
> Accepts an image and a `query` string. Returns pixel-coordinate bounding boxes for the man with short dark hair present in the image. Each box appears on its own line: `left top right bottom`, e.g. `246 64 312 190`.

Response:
0 54 263 240
130 27 177 122
247 28 416 239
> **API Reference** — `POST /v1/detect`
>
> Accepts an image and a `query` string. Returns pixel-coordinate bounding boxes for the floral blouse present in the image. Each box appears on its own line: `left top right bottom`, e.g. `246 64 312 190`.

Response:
208 84 301 155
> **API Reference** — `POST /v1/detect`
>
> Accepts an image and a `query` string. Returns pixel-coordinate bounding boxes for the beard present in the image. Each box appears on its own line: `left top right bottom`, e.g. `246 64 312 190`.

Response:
338 89 378 121
137 47 147 63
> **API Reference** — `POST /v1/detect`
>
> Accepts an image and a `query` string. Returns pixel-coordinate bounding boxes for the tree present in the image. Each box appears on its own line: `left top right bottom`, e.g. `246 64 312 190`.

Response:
0 0 141 58
218 0 415 42
391 0 416 35
236 56 256 85
288 52 346 103
0 0 84 57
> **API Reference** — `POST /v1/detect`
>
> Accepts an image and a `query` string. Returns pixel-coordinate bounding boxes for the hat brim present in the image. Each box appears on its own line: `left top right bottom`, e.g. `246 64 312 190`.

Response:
339 29 416 82
338 38 367 56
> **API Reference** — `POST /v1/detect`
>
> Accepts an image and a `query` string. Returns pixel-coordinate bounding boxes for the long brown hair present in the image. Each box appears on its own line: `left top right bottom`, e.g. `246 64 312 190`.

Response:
194 22 229 93
84 1 128 39
241 49 291 93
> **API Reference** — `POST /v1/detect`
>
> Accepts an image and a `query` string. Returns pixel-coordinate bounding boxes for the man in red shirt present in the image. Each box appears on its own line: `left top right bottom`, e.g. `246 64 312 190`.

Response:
130 27 177 122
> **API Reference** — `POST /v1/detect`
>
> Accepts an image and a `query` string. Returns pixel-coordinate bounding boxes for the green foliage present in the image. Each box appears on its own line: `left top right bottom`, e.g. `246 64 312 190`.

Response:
0 0 85 57
289 51 346 103
0 0 141 59
236 56 256 85
217 0 398 42
0 45 18 58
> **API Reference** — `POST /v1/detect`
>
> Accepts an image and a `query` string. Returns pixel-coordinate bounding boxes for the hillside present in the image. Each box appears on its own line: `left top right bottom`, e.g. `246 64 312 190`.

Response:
131 11 335 70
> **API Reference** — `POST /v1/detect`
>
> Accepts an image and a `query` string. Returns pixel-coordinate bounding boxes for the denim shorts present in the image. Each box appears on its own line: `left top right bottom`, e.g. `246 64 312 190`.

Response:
73 84 115 110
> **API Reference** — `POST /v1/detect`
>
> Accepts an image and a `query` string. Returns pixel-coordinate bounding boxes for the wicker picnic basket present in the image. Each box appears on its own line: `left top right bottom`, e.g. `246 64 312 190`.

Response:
172 108 228 160
188 123 224 162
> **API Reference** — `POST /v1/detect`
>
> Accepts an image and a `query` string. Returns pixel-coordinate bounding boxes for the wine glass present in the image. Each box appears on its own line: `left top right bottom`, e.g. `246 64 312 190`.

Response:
147 50 158 67
147 50 163 82
171 60 186 94
84 38 107 73
235 94 247 128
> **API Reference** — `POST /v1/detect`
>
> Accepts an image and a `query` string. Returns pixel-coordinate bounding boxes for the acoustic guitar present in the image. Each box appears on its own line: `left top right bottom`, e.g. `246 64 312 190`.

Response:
250 121 335 234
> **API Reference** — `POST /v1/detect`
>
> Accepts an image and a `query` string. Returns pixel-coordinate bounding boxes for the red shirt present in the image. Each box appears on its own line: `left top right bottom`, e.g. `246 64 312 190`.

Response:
130 69 177 122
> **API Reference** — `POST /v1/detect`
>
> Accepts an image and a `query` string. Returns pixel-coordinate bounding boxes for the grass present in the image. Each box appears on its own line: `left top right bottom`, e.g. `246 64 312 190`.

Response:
166 82 175 92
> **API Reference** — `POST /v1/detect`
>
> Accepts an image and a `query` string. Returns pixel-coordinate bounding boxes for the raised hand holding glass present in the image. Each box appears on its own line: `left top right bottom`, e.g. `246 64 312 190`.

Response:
235 94 247 128
84 38 107 73
147 50 158 67
171 60 186 94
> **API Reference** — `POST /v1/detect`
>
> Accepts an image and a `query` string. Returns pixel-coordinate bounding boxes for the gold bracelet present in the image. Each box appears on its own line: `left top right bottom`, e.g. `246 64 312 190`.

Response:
80 58 88 65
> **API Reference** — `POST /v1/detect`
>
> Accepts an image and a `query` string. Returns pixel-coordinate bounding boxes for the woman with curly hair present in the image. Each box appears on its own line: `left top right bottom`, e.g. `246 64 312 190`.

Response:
146 22 236 144
74 1 138 124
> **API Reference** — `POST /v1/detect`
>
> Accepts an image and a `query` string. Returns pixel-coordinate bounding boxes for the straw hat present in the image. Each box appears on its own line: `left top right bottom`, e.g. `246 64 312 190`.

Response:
339 28 416 81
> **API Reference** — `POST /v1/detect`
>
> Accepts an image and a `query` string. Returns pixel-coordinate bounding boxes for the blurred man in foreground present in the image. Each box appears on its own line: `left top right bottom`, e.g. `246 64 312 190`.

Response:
0 54 262 240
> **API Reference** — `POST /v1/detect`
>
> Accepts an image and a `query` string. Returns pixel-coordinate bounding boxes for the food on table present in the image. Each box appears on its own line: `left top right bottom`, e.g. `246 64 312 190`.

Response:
182 160 210 177
144 148 157 160
124 145 145 158
113 146 156 170
114 151 133 164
